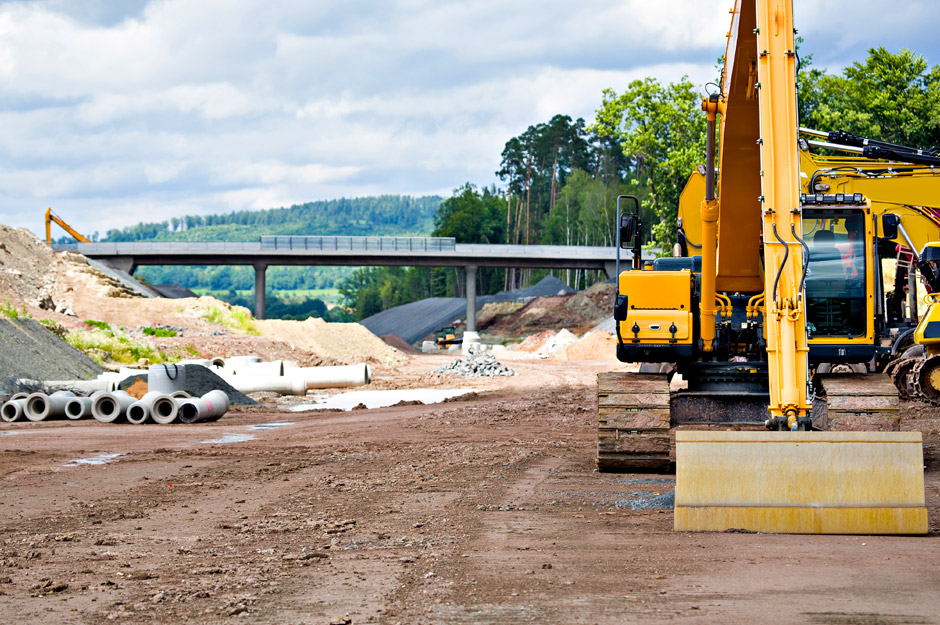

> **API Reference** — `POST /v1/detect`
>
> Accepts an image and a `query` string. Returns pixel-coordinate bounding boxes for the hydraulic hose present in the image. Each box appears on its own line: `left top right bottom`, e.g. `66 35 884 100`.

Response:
791 223 809 302
771 223 789 304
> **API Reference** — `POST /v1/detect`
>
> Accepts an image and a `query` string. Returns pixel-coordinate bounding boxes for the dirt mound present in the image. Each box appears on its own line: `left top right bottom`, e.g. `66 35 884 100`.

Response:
484 281 614 337
0 225 141 321
256 318 407 365
380 334 422 355
560 329 619 361
0 317 103 392
515 330 556 353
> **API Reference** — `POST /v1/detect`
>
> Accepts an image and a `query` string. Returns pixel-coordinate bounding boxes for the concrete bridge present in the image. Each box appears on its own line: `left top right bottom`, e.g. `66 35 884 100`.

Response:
57 236 635 326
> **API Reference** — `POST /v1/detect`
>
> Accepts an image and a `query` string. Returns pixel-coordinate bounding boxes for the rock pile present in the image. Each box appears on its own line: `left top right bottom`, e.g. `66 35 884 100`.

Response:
433 347 518 377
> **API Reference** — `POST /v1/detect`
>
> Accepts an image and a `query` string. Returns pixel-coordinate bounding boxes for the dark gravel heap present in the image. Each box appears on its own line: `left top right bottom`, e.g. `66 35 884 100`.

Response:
118 364 257 405
0 317 102 394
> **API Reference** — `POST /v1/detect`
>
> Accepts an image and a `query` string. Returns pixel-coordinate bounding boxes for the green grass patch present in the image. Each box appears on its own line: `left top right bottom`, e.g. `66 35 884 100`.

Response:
66 327 173 365
1 300 29 319
84 319 110 330
201 304 259 335
142 327 177 337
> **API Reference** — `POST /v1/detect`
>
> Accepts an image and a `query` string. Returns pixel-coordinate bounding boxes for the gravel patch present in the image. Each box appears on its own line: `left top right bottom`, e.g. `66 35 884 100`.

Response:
0 318 103 393
433 347 518 377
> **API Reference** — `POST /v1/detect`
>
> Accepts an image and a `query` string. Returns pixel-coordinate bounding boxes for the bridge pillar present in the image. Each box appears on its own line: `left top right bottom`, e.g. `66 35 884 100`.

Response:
254 263 267 320
465 265 477 332
603 260 618 280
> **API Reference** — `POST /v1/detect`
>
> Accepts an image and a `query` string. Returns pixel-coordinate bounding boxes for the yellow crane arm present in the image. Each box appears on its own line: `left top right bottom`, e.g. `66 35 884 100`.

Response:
45 208 90 244
755 0 808 426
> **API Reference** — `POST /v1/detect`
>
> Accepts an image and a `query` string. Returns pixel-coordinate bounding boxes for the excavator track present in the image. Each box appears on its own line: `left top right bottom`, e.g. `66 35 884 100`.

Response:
596 372 671 471
811 373 900 431
890 358 920 400
913 358 940 406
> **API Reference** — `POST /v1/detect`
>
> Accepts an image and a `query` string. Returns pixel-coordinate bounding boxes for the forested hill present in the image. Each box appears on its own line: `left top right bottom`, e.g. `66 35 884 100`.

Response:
101 195 442 242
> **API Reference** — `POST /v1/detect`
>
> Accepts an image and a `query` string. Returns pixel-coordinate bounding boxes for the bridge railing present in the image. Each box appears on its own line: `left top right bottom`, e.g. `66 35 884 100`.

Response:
259 235 456 252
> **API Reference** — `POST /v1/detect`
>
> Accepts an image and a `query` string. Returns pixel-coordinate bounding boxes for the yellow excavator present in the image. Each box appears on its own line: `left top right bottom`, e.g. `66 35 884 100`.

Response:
681 140 940 398
45 208 90 244
599 0 928 534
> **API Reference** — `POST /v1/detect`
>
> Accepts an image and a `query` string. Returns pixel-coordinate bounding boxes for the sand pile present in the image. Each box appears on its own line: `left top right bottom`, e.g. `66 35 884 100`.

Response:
559 329 619 361
256 318 407 365
515 330 556 353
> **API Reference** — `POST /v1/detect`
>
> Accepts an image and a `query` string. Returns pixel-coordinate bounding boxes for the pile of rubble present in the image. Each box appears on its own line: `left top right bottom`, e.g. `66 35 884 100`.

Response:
433 347 518 377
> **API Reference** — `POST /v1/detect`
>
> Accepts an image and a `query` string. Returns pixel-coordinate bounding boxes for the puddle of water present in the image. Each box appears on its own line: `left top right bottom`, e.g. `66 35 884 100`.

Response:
202 433 255 444
248 422 294 431
66 453 122 466
291 388 476 412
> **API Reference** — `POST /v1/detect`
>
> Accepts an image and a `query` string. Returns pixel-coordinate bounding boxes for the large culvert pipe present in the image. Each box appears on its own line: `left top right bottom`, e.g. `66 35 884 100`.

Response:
147 392 179 425
126 399 151 424
219 373 307 395
92 390 135 423
228 361 286 377
128 391 179 425
178 390 229 424
64 392 103 420
1 398 28 422
25 391 75 422
297 364 372 389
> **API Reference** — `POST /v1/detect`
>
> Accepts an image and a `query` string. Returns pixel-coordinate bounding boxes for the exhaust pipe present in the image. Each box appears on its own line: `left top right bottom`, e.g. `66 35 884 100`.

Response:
92 390 136 423
25 391 75 421
178 390 229 424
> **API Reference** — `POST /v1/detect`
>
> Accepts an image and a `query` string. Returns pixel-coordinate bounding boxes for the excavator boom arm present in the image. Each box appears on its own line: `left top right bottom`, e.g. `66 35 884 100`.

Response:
45 208 90 244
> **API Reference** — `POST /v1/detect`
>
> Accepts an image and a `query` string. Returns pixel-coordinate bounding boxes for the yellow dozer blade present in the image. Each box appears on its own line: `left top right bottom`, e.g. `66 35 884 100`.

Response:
675 431 928 534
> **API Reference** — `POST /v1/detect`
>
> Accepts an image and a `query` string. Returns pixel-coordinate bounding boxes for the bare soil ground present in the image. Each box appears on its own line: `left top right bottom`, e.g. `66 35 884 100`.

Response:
2 355 939 625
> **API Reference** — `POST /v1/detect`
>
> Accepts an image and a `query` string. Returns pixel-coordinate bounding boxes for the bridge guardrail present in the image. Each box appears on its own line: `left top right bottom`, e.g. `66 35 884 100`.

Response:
260 235 456 252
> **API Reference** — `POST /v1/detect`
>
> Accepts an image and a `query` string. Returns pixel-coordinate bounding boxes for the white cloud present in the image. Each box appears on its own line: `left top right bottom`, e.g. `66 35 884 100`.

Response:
0 0 935 238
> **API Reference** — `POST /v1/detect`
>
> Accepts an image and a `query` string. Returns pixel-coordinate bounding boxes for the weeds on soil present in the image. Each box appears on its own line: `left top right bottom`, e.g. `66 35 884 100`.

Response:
201 304 259 335
1 300 30 319
66 327 171 364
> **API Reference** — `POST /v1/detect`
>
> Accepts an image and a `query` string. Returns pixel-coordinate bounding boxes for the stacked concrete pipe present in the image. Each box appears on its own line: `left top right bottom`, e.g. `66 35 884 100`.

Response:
91 390 136 423
1 393 30 422
127 391 180 425
25 391 75 421
219 363 372 395
65 392 103 420
178 390 229 424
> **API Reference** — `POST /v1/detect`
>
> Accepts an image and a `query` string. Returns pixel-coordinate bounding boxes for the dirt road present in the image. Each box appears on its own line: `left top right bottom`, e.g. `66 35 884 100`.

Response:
1 357 939 624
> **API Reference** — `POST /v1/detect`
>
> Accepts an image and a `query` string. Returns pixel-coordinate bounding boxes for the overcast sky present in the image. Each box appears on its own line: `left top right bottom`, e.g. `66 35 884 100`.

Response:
1 0 938 239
